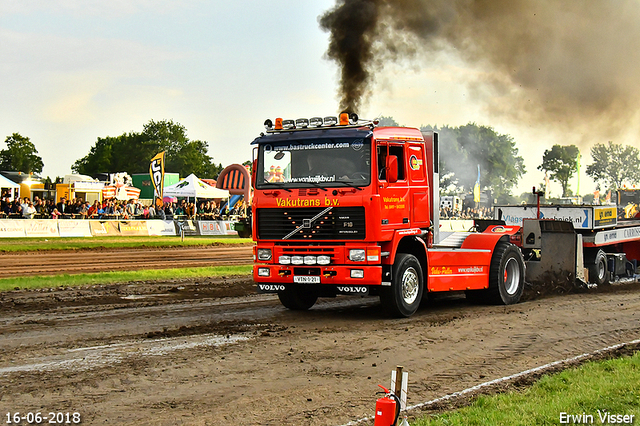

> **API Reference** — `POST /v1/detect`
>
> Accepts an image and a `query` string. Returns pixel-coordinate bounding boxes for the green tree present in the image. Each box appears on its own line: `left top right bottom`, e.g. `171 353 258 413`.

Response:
0 133 44 174
421 123 524 203
378 116 400 127
537 144 580 197
585 141 640 190
73 120 223 178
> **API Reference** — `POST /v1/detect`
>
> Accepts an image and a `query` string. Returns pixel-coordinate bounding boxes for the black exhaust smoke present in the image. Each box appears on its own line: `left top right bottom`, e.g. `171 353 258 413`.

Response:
320 0 640 139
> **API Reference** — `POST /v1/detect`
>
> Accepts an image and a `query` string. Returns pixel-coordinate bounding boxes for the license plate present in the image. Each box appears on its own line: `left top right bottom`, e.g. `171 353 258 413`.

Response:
294 276 320 284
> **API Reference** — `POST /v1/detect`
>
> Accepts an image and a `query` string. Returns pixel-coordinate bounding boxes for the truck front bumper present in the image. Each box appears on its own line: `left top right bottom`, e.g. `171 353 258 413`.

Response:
253 264 382 286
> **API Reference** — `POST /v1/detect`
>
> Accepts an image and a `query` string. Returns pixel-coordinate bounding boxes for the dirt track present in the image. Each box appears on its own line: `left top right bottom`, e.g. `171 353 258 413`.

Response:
0 245 253 277
1 247 640 425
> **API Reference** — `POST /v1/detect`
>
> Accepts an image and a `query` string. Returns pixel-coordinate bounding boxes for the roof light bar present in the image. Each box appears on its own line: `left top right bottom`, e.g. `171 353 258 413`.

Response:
264 113 373 132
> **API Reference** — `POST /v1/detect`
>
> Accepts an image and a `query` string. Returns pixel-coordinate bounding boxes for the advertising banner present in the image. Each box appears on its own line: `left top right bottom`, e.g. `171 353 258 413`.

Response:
177 219 199 236
495 206 595 229
119 221 148 236
0 220 26 237
24 220 59 237
58 220 92 237
198 220 239 236
147 220 176 236
149 151 165 209
89 221 122 236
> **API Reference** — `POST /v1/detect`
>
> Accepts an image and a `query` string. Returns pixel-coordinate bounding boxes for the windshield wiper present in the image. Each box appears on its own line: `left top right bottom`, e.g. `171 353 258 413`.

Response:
335 179 364 190
305 182 328 191
263 182 292 192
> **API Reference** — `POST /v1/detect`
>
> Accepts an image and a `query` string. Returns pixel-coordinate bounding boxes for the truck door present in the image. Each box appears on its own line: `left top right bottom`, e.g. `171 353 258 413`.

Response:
407 143 430 227
378 142 410 229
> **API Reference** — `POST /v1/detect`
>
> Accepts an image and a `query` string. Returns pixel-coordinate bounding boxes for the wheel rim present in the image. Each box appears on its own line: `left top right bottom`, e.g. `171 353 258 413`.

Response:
401 267 420 304
597 258 606 280
503 257 521 295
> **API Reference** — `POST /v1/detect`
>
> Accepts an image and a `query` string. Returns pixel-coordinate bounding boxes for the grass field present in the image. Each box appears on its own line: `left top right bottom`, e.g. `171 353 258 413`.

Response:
411 352 640 425
0 236 253 290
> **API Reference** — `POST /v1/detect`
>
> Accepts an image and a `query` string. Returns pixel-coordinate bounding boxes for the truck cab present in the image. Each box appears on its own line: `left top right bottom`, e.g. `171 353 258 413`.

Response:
252 114 524 317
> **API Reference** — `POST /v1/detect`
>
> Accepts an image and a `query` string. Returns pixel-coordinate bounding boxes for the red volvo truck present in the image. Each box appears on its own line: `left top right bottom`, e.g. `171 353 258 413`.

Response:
250 113 528 317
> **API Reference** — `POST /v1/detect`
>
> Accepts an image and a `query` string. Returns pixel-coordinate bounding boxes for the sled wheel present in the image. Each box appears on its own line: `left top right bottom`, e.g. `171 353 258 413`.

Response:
588 250 609 286
380 253 423 317
486 242 525 305
278 286 318 310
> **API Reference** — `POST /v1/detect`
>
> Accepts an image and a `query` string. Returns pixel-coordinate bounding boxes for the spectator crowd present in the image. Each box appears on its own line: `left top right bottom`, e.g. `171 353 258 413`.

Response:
439 206 493 220
0 193 250 221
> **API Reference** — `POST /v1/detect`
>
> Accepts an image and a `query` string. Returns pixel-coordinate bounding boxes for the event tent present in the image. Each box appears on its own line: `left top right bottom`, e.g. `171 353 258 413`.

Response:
0 174 20 199
163 174 229 199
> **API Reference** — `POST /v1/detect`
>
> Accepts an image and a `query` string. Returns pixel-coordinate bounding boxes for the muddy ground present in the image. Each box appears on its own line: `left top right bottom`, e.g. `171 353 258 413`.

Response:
1 247 640 425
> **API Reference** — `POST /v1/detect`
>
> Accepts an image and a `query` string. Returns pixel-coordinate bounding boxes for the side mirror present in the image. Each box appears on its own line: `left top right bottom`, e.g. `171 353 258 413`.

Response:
251 159 257 188
387 155 398 183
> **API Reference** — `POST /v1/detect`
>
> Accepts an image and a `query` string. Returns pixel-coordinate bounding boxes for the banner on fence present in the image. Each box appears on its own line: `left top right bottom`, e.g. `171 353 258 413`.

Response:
89 221 121 236
0 219 26 237
198 220 239 236
58 220 92 237
119 221 148 236
146 220 176 236
25 220 59 237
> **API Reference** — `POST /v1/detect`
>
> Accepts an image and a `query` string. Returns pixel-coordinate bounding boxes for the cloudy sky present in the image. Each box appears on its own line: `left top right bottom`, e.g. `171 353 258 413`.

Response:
2 0 639 197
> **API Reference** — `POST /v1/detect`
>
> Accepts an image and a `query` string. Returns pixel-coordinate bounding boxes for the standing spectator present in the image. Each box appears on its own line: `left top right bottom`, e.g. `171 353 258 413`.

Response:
23 201 36 219
56 197 68 216
148 203 156 218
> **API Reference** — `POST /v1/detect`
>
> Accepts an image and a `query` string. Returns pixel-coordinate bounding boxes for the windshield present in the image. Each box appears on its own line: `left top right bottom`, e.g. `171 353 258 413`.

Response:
257 137 371 188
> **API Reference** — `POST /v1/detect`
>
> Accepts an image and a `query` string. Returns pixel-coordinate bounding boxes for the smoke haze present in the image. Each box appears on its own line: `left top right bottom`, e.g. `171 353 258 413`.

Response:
320 0 640 137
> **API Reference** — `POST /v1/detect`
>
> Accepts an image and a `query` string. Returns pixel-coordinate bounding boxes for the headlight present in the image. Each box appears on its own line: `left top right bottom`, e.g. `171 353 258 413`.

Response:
258 267 270 277
349 249 366 262
317 255 331 265
279 255 291 265
291 256 304 265
304 256 317 265
257 248 272 261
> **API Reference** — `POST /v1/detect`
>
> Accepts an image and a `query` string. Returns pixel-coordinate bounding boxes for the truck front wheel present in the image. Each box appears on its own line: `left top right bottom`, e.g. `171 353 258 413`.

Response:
486 242 525 305
278 286 318 311
380 253 424 317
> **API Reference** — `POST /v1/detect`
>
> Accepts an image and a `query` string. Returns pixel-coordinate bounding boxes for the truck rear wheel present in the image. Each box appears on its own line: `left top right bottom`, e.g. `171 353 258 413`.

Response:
278 286 318 311
380 253 423 317
587 249 609 286
486 242 525 305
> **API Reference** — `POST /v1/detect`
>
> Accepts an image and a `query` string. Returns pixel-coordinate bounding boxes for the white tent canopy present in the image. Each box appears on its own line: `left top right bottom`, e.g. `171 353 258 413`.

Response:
0 174 20 199
163 174 229 199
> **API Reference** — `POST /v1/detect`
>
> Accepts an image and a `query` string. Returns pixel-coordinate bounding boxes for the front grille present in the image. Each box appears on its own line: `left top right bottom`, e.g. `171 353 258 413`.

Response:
257 207 365 240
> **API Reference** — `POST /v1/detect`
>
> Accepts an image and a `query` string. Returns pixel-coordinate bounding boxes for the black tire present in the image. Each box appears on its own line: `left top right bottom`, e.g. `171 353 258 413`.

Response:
380 253 424 317
278 286 318 310
587 249 609 286
485 242 525 305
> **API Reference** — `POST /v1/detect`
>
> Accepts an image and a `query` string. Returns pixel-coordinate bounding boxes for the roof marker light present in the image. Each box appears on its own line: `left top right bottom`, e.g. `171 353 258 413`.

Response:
264 119 273 130
296 118 309 128
339 112 349 126
275 118 283 130
349 112 359 125
310 117 323 127
324 116 338 126
282 119 295 130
